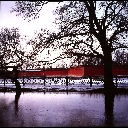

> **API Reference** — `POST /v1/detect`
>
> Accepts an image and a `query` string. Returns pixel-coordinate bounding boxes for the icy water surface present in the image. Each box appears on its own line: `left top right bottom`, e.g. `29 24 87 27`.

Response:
0 92 128 127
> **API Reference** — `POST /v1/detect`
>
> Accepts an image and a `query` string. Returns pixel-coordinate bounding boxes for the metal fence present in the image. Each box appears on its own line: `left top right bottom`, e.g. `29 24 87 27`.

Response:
0 76 128 87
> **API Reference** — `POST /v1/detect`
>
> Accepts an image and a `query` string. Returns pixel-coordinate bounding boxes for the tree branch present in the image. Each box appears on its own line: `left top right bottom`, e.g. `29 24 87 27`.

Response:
70 52 104 59
105 5 124 29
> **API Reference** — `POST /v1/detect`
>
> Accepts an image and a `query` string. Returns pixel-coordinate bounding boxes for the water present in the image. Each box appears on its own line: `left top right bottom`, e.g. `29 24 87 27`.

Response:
0 92 128 127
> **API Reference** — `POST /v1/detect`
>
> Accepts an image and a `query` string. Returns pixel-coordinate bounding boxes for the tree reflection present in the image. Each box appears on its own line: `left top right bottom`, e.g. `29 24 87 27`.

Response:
15 90 21 112
14 79 21 113
104 92 115 127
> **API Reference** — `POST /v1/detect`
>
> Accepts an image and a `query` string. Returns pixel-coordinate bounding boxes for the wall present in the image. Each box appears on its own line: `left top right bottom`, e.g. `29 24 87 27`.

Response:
18 65 128 77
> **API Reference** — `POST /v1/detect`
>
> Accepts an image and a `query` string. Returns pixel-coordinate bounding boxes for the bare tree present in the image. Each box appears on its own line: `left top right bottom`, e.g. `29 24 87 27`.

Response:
12 1 128 91
0 27 25 69
113 49 128 65
0 27 29 91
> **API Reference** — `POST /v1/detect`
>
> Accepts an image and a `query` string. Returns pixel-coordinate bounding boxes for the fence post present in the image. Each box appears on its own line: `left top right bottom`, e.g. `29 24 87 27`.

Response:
89 76 92 87
44 75 46 86
66 76 68 86
23 76 25 86
4 77 5 86
116 75 118 87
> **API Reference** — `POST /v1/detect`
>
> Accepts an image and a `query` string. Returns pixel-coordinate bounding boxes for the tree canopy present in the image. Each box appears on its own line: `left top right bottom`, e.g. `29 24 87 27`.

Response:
12 1 128 66
0 27 24 68
0 27 38 70
12 1 128 89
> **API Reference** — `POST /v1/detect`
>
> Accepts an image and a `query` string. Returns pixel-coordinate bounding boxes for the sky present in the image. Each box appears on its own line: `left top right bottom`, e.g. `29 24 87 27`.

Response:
0 1 73 68
0 1 58 39
1 2 127 68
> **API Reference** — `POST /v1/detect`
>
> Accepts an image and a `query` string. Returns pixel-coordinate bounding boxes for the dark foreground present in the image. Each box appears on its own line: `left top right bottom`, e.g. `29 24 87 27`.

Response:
0 90 128 127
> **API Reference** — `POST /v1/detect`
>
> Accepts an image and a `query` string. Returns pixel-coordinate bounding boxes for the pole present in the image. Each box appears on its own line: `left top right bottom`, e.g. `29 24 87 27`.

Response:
89 76 92 87
44 75 46 86
66 76 68 86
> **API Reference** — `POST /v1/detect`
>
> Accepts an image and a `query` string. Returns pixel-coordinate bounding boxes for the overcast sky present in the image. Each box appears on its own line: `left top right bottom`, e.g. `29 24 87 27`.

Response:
0 1 72 68
0 1 59 39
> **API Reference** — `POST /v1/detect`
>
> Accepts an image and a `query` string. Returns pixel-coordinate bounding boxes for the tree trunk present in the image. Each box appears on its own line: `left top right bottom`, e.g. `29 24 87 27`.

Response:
11 77 21 93
13 66 21 92
104 51 116 91
15 79 21 91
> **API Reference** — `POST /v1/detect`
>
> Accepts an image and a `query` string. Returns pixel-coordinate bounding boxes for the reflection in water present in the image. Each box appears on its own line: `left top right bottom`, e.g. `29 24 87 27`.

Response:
14 79 21 112
0 92 128 127
104 92 115 127
15 91 21 112
0 92 23 127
